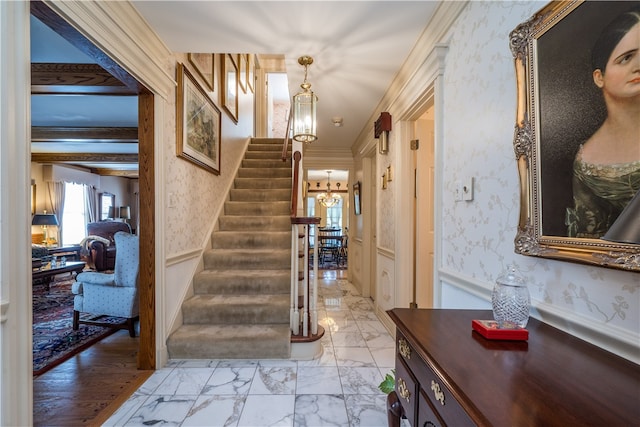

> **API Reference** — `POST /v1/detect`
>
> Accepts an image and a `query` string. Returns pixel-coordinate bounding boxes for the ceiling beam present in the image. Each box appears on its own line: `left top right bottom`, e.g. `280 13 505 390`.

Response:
91 168 139 178
31 153 138 163
31 63 137 95
31 1 143 93
32 126 138 142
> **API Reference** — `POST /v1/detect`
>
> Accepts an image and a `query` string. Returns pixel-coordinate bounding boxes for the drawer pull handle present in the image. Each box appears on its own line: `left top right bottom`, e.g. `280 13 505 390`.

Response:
431 380 445 406
397 378 411 403
398 338 411 359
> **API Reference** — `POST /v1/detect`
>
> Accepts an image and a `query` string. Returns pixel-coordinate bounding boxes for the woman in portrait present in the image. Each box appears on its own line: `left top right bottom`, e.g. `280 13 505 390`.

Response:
566 7 640 238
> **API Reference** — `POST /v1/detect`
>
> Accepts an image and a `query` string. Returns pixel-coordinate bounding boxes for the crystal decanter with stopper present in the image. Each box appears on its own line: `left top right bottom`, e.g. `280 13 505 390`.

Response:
491 264 530 328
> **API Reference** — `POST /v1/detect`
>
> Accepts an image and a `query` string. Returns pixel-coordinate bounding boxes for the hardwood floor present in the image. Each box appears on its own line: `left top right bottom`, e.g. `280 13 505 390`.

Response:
33 329 152 426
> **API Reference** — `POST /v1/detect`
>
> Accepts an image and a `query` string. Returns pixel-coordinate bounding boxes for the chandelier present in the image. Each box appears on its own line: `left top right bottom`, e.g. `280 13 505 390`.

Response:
317 171 342 208
292 56 318 143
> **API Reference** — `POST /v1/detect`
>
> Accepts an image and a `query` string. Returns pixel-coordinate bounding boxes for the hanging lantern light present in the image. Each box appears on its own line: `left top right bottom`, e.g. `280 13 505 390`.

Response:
292 56 318 143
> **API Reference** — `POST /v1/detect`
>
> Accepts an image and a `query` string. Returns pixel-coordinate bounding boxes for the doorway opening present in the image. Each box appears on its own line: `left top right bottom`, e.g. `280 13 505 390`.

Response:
412 105 435 308
266 72 290 138
30 4 156 423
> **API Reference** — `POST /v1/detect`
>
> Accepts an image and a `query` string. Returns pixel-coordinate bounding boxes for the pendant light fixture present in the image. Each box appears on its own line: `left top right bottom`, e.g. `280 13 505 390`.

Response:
292 55 318 143
317 171 342 208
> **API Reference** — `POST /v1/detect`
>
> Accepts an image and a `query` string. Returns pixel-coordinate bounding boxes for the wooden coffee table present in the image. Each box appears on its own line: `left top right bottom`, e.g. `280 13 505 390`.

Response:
32 261 85 290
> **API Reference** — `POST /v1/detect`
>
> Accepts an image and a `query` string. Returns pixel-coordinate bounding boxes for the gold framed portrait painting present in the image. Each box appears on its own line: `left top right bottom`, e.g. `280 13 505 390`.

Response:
511 0 639 271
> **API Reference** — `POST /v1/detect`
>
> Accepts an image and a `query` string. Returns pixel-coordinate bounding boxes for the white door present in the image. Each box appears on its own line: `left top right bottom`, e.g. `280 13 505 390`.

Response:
415 108 435 308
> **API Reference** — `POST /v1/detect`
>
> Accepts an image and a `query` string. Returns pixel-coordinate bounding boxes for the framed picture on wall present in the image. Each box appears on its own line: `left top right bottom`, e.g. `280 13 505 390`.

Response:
353 181 361 215
188 53 214 91
221 53 238 123
247 54 255 93
176 63 221 175
239 53 247 94
511 0 640 271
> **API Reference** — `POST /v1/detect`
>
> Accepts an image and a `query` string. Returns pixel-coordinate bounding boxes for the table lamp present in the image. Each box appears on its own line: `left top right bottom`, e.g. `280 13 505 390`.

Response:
32 210 59 246
118 206 130 222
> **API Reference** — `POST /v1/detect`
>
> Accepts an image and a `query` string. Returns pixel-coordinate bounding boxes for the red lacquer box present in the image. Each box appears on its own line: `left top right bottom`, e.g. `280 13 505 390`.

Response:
472 319 529 341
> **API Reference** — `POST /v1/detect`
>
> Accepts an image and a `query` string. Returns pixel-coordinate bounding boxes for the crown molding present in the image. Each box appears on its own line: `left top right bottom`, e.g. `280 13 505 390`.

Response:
41 0 175 100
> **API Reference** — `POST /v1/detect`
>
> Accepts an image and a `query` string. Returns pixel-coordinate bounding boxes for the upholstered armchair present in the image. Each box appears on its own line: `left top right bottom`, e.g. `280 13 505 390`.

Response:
86 221 132 271
72 231 139 337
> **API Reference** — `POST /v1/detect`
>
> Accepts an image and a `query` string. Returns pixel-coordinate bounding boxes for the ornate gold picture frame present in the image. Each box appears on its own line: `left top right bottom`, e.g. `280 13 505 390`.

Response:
176 63 221 175
239 53 247 94
511 0 639 271
221 53 238 123
188 53 214 91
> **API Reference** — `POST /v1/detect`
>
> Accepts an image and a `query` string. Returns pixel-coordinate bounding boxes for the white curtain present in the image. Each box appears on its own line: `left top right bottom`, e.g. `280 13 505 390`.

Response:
47 181 65 245
85 185 97 224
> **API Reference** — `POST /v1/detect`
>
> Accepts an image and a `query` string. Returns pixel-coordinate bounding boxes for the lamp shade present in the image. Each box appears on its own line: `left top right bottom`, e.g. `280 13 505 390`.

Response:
32 213 59 226
107 206 115 219
602 190 640 245
118 206 131 220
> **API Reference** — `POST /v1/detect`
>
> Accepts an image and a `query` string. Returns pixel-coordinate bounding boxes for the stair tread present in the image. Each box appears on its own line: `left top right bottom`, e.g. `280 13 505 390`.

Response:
186 294 289 305
197 269 290 277
171 323 290 335
206 248 290 254
167 324 291 359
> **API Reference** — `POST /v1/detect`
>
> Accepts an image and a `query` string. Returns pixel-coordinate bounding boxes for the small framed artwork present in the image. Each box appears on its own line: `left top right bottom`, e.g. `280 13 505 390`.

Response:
353 181 361 215
176 63 221 175
188 53 214 91
247 54 255 93
239 53 247 94
221 53 238 123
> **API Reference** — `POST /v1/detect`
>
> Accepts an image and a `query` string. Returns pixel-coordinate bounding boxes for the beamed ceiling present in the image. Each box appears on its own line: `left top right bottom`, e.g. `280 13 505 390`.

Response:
30 2 140 179
30 61 140 178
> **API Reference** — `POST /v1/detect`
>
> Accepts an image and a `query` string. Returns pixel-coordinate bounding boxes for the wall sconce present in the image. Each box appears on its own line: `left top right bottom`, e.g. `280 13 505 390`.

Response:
374 112 392 154
292 55 318 143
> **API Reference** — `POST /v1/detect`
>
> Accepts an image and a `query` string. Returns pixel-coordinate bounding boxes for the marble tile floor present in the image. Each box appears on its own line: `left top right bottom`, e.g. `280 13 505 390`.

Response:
105 272 399 427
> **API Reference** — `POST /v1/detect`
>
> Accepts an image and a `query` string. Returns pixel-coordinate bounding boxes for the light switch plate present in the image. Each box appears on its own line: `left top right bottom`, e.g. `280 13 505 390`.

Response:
463 178 474 201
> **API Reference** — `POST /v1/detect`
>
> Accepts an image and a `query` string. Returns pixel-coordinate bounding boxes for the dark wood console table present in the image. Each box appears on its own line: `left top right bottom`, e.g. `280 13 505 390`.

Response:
387 308 639 426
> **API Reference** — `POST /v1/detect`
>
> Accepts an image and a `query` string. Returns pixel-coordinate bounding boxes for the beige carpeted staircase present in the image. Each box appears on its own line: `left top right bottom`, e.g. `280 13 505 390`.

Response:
167 138 293 359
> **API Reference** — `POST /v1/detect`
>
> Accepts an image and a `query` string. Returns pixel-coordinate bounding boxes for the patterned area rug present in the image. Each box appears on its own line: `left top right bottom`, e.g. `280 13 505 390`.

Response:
33 275 125 376
310 258 347 270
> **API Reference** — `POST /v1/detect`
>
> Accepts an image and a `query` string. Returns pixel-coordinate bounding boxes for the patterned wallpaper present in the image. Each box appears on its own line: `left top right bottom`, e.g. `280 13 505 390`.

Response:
441 2 639 339
164 54 253 256
378 134 396 251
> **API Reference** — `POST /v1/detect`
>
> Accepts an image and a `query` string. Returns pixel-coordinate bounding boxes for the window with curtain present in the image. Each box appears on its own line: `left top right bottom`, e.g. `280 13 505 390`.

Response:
326 199 343 229
61 182 87 245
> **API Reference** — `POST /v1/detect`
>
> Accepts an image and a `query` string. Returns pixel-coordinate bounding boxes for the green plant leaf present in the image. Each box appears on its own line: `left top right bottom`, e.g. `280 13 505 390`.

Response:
378 370 395 394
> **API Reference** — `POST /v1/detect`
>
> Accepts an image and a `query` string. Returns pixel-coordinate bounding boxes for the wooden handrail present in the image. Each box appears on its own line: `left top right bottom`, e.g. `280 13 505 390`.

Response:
291 151 301 217
282 109 292 161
